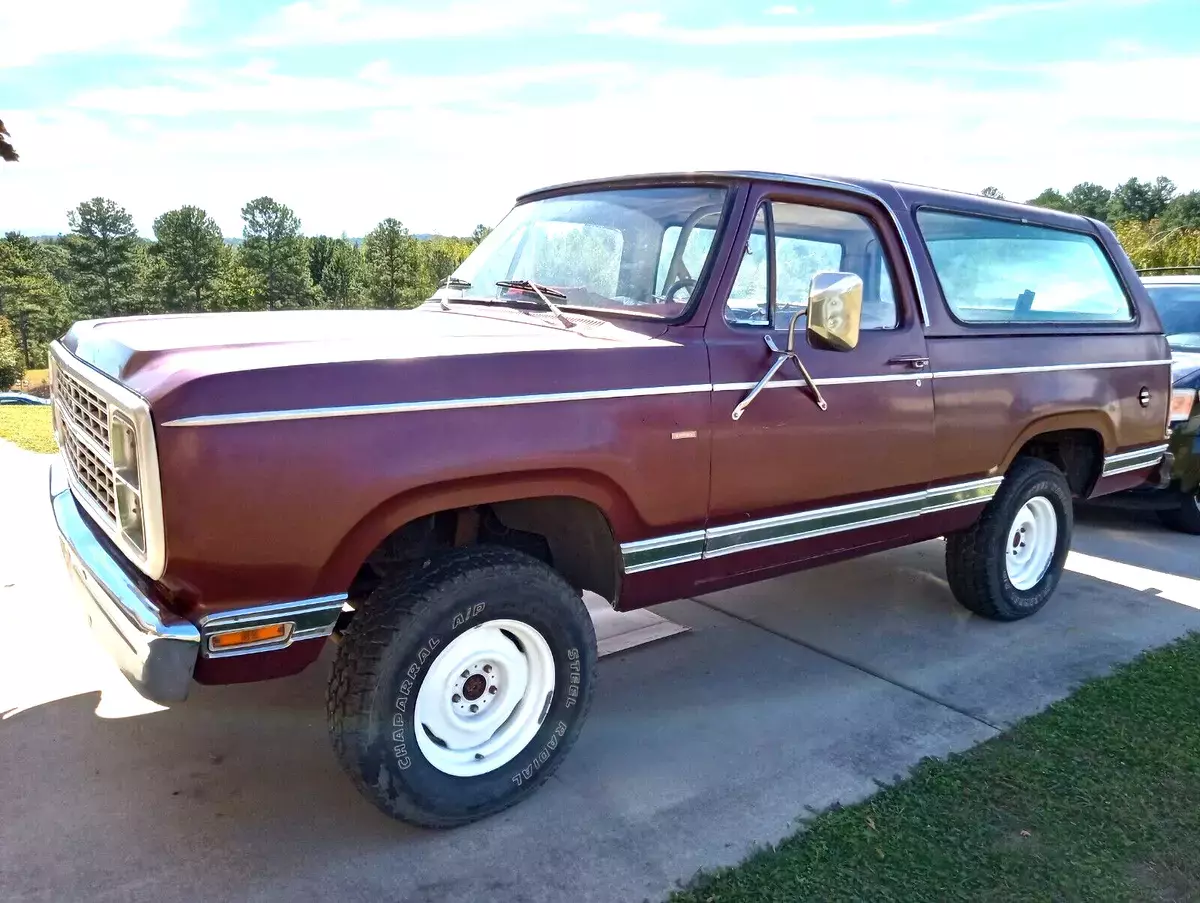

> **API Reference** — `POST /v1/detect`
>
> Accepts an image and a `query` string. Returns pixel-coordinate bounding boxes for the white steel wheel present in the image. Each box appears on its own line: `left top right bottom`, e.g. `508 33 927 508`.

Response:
414 619 556 778
1005 496 1058 591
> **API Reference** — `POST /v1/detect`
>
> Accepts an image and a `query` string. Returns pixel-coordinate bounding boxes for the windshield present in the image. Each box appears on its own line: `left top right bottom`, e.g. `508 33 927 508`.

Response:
1146 284 1200 342
439 186 729 319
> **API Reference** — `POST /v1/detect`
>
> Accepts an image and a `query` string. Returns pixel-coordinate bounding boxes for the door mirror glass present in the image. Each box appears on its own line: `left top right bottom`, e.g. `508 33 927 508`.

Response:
806 271 864 352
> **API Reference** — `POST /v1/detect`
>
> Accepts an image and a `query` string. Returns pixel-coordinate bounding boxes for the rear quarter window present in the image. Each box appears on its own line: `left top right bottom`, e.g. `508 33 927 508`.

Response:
916 209 1133 324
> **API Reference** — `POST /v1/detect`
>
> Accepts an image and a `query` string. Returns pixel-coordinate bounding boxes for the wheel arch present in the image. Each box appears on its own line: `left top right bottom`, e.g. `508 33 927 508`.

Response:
1000 412 1114 497
315 469 638 604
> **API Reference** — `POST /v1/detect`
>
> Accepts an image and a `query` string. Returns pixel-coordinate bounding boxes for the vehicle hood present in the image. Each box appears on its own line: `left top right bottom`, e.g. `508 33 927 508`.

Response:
58 307 680 423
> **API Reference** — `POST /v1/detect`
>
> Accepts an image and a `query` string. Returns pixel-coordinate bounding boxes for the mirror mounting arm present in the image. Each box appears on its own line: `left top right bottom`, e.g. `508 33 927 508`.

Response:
766 333 828 412
731 309 828 421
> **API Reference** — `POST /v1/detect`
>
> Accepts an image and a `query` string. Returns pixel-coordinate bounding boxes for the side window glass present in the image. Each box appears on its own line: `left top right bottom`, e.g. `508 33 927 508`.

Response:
916 209 1133 323
724 206 770 326
866 244 899 330
723 201 900 330
771 202 897 330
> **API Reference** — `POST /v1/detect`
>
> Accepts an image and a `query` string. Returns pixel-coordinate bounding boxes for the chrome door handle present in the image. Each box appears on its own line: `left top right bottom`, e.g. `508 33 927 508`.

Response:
887 355 929 370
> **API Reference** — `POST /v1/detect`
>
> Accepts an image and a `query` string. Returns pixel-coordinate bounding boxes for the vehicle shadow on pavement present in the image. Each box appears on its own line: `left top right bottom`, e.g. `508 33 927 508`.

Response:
1074 501 1200 581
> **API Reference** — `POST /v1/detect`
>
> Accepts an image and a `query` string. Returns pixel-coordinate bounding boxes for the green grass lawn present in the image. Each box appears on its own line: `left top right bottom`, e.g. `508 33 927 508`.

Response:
669 634 1200 903
0 405 57 454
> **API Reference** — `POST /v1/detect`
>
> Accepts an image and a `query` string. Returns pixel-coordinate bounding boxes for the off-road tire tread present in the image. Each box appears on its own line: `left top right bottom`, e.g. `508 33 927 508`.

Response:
945 457 1070 622
326 545 596 828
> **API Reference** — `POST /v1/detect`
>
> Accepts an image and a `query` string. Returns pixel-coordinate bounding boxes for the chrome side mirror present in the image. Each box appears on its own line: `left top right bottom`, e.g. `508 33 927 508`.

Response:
806 272 863 352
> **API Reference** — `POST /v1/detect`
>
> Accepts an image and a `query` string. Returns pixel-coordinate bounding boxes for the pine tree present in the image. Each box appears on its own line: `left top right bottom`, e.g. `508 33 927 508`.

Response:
364 218 424 308
66 197 141 318
149 206 224 312
240 197 312 310
0 233 66 368
320 239 365 309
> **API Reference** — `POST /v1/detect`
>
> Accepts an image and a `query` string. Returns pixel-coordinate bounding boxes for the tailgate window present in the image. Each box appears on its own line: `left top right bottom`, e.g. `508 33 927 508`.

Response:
917 210 1133 324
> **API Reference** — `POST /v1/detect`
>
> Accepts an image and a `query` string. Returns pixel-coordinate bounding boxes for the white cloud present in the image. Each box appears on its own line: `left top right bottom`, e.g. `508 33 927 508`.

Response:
588 1 1080 44
69 60 630 116
3 55 1198 239
246 0 584 46
765 5 802 15
0 0 191 68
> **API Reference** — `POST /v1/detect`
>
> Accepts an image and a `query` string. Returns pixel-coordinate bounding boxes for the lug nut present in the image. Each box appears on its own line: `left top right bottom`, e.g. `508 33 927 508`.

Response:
489 686 498 695
452 694 461 703
483 664 492 673
469 704 479 713
461 670 470 679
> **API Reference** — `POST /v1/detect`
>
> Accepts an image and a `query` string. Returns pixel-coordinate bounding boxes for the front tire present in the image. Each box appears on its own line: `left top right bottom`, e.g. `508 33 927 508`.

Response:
945 458 1073 621
1157 491 1200 534
327 546 597 828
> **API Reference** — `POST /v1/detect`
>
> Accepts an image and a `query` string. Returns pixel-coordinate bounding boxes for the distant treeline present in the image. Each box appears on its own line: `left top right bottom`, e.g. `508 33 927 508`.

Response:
983 175 1200 272
0 195 491 382
4 175 1200 387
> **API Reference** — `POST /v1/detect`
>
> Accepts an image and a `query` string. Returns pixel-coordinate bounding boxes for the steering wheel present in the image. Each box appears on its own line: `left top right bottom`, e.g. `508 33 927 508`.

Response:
663 278 697 304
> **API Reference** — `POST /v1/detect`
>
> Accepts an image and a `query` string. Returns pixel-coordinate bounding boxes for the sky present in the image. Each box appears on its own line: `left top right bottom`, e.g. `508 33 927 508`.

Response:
1 0 1198 239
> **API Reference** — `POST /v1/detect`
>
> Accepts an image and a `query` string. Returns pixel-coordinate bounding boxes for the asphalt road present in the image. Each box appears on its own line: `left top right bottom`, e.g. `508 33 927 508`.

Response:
4 441 1200 903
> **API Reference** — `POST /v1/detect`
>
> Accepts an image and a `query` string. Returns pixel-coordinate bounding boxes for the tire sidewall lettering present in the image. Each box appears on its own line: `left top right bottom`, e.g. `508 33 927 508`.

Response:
390 601 488 769
391 634 442 770
385 605 591 788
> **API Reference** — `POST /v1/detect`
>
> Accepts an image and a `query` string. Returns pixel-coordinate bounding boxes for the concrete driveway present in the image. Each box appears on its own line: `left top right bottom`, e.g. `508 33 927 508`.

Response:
4 440 1200 903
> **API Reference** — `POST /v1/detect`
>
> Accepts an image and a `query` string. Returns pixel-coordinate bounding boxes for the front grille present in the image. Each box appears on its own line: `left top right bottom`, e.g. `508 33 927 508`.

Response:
59 423 118 521
56 366 111 453
53 359 119 533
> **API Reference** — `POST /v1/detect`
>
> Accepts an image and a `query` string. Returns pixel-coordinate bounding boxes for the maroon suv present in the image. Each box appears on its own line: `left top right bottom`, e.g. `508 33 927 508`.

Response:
49 170 1172 826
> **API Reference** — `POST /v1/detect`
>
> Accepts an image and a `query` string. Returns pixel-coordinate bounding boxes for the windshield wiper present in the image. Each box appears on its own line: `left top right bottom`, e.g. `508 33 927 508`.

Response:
495 279 576 328
432 276 472 310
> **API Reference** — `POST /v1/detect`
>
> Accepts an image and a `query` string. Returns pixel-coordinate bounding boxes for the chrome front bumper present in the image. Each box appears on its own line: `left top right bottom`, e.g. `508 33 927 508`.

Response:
50 460 200 703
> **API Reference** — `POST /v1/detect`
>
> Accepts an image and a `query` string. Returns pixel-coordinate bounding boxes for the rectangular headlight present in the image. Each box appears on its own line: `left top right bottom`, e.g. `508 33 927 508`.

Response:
115 482 146 552
110 411 145 550
110 412 140 488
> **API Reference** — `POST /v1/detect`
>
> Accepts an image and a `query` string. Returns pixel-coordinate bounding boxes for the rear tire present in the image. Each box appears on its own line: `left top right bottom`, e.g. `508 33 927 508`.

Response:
1157 491 1200 534
327 545 597 828
945 458 1073 621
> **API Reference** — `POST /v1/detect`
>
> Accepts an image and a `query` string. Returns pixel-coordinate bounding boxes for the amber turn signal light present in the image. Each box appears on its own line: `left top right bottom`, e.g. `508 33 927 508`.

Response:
208 623 293 652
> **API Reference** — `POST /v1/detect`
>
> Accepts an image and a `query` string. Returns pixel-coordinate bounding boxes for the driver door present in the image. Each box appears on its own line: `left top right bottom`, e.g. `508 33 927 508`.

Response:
703 186 936 578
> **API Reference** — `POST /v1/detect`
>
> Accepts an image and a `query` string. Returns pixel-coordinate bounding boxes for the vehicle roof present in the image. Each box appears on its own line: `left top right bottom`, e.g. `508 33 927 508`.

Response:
517 170 1100 232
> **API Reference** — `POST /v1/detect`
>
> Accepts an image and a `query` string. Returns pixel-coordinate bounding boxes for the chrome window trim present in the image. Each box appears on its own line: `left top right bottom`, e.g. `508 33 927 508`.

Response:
161 361 1173 427
50 342 167 581
198 593 348 658
621 476 1002 572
